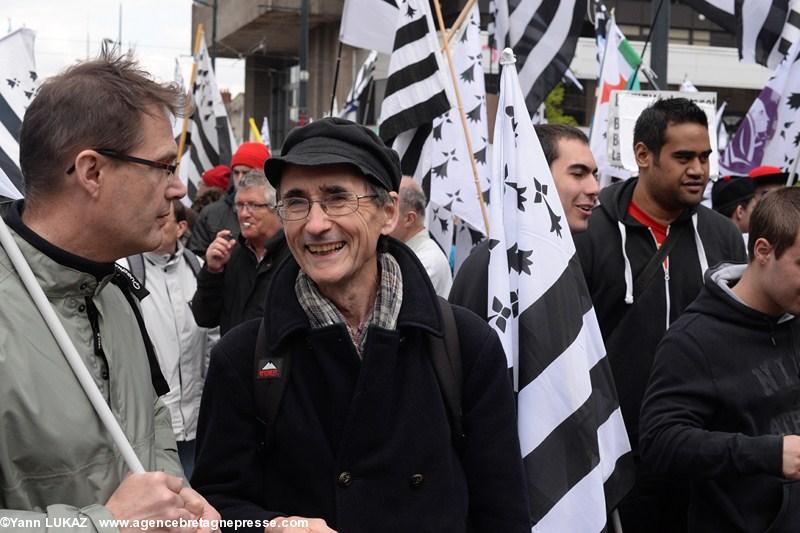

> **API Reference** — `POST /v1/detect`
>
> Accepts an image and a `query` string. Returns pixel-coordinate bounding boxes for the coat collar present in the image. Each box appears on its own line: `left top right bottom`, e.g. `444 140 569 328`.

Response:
263 236 444 348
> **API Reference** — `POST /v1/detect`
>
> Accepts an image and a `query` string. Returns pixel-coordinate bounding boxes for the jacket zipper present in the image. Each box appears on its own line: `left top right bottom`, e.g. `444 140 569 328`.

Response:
649 227 671 331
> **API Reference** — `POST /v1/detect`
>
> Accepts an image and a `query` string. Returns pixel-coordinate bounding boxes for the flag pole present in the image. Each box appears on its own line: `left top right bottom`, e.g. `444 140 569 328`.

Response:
443 0 478 46
175 24 204 176
0 217 145 474
330 41 343 116
432 0 490 235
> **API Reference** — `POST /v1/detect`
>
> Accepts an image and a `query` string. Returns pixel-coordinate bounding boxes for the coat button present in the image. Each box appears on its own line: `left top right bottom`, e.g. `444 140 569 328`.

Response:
409 473 424 488
337 471 352 487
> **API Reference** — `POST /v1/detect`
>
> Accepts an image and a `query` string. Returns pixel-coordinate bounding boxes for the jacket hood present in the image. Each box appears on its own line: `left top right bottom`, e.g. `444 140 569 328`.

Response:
261 236 444 349
689 262 792 328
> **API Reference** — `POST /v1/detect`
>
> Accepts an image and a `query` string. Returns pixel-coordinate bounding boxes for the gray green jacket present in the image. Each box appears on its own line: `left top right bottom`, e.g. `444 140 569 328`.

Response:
0 218 183 531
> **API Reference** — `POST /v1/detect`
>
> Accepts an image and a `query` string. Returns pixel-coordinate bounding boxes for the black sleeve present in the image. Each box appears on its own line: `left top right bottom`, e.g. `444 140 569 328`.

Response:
453 307 531 532
188 207 215 256
448 242 489 322
191 265 225 328
639 329 783 479
192 320 281 531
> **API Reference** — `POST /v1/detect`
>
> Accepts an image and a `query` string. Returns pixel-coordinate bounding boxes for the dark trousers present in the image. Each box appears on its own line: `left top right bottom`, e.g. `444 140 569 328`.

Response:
617 468 689 533
177 439 196 480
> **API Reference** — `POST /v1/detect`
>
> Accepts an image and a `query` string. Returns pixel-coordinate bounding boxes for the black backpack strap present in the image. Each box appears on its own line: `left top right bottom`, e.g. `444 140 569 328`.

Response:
126 254 146 287
253 320 292 451
632 222 690 301
428 296 465 450
182 247 202 277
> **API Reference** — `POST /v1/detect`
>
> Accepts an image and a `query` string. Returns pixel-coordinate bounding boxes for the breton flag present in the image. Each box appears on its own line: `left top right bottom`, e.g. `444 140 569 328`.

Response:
184 28 236 194
172 59 194 205
378 0 452 142
721 39 800 174
340 50 378 123
0 28 39 200
340 0 397 54
430 4 490 243
489 48 633 531
735 0 800 68
589 16 640 186
501 0 586 116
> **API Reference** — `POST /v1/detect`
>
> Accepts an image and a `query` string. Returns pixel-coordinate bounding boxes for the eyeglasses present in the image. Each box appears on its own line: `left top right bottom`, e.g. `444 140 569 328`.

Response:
276 192 379 221
66 148 177 177
235 202 273 212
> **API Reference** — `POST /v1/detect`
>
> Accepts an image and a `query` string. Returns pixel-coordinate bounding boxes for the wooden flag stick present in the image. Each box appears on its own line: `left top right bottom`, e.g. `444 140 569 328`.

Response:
175 24 204 177
443 0 478 47
432 0 490 235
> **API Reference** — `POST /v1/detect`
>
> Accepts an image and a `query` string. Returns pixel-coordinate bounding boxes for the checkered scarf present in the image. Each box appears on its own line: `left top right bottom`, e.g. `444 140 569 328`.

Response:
295 252 403 358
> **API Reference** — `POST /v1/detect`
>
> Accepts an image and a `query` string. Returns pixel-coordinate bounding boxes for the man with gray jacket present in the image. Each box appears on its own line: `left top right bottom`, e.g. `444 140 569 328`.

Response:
0 51 218 531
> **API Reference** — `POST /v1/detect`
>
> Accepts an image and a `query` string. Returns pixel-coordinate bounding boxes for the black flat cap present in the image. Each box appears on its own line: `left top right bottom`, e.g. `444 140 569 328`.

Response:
712 176 756 217
264 117 401 192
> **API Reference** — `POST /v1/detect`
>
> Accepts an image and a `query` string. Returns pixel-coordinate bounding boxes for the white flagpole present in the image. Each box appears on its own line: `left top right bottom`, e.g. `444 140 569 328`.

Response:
0 217 145 474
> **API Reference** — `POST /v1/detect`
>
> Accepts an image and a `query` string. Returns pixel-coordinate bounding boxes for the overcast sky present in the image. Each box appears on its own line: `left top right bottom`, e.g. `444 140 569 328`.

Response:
4 0 244 94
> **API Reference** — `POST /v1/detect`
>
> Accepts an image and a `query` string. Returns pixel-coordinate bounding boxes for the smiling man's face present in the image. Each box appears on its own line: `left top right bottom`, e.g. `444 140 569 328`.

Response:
550 138 599 233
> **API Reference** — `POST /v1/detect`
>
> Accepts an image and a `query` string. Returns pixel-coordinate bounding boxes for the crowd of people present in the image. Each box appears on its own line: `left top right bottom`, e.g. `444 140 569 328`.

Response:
2 50 800 533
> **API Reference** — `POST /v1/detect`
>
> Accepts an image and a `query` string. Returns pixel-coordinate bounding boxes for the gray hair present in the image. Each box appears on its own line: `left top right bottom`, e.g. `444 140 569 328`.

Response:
236 170 276 205
399 181 426 219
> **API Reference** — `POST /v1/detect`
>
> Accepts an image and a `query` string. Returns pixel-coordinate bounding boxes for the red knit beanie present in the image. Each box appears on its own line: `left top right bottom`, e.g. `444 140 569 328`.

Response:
202 164 231 190
231 142 271 170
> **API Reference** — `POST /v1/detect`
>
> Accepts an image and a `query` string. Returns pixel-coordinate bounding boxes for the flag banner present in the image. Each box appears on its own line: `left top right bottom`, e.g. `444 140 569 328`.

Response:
378 0 452 141
594 1 609 73
340 0 398 54
716 101 729 153
721 40 800 174
186 29 236 192
261 116 271 148
489 48 633 530
430 4 490 237
736 0 799 69
680 77 699 92
341 50 378 123
172 59 196 204
452 219 485 275
504 0 586 116
0 28 39 199
680 0 737 32
589 17 640 186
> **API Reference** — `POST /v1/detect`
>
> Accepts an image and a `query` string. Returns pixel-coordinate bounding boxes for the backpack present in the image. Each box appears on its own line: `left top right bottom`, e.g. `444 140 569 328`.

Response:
252 296 464 452
126 248 202 285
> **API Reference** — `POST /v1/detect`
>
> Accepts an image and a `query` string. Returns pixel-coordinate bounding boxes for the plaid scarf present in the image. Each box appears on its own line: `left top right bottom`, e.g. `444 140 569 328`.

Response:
295 253 403 358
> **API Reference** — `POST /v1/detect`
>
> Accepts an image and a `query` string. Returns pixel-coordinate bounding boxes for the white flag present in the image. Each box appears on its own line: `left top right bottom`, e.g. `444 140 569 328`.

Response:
340 0 397 55
489 48 633 531
721 40 800 175
0 28 39 199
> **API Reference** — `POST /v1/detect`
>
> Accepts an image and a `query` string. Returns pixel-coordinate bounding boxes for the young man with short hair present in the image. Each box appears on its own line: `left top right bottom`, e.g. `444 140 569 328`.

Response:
640 187 800 532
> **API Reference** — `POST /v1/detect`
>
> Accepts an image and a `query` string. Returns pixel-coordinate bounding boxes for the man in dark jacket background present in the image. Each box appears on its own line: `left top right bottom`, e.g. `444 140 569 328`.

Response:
188 141 270 255
640 187 800 533
192 118 529 532
573 97 747 532
191 169 289 335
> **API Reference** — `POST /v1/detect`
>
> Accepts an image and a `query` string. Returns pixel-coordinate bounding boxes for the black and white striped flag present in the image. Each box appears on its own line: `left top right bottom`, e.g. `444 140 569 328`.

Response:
0 29 39 200
489 48 633 531
495 0 586 117
184 29 236 195
340 51 378 123
730 0 800 68
378 0 451 142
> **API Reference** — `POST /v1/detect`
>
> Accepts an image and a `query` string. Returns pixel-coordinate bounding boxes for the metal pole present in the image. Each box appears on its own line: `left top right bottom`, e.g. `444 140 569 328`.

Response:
330 41 343 116
211 0 218 69
299 0 310 125
650 0 670 86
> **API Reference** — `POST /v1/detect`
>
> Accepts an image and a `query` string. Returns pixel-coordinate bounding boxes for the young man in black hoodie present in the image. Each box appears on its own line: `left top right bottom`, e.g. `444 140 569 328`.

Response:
640 187 800 533
573 97 746 532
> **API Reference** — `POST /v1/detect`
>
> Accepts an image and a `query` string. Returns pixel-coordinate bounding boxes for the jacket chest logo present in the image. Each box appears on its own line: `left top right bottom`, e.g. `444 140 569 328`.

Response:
256 359 282 379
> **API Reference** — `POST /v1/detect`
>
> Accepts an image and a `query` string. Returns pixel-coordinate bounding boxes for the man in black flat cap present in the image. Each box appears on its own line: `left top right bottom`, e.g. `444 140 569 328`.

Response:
192 118 530 533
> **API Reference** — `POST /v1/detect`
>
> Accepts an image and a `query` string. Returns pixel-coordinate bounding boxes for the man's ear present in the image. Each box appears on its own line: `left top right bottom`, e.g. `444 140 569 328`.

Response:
176 220 189 239
72 149 106 198
733 204 745 222
752 237 773 265
381 192 400 235
633 141 652 170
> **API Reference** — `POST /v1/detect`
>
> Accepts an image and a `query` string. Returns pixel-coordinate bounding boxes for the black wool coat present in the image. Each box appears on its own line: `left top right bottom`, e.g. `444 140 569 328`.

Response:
192 240 530 533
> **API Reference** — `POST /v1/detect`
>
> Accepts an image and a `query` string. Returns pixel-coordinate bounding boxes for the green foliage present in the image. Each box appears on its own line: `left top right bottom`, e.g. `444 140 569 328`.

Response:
544 83 578 126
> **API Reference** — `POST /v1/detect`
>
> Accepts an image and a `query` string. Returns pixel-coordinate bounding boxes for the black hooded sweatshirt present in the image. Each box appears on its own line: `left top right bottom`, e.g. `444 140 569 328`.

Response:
573 178 747 446
640 263 800 533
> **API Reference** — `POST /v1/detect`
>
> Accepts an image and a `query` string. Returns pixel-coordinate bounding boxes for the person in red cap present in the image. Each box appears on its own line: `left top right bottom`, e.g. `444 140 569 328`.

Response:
188 142 271 255
748 165 788 202
200 164 231 194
